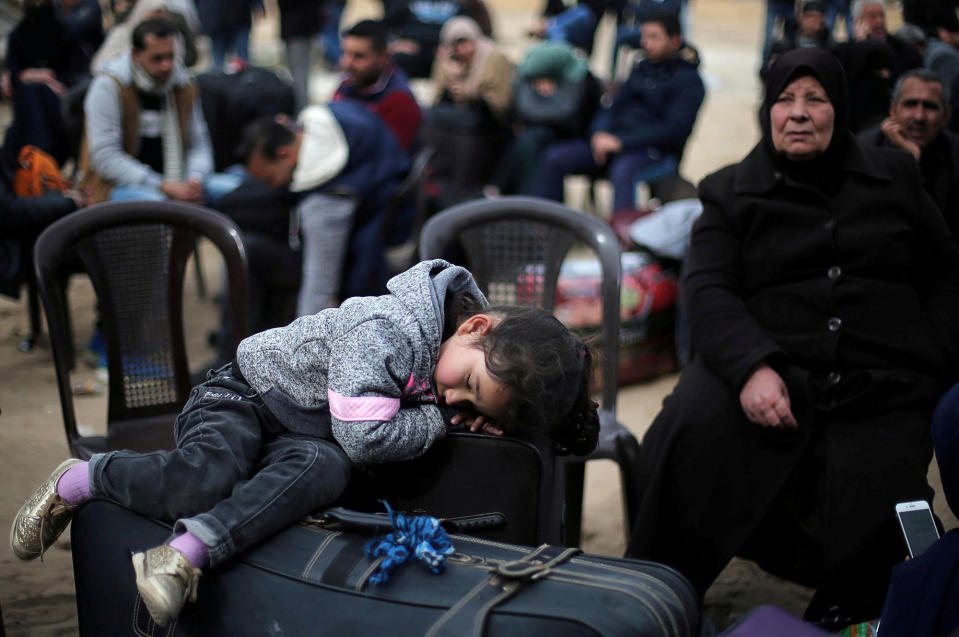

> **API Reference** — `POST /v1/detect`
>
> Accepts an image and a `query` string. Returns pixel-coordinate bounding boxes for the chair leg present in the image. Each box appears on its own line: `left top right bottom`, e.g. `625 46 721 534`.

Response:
614 429 643 537
563 462 586 547
20 275 42 352
193 244 207 300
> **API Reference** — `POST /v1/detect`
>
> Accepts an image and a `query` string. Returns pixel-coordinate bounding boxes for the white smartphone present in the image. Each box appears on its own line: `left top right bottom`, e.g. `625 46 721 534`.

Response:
895 500 940 559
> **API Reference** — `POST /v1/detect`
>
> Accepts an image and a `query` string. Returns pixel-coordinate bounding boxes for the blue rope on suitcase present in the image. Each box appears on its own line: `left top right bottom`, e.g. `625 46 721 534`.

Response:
365 502 455 585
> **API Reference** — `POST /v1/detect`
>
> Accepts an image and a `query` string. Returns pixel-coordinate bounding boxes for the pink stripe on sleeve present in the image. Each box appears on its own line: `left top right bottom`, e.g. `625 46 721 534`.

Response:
328 389 400 422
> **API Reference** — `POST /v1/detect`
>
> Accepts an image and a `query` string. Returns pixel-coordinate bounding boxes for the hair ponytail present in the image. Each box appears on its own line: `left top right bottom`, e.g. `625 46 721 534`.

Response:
550 345 600 456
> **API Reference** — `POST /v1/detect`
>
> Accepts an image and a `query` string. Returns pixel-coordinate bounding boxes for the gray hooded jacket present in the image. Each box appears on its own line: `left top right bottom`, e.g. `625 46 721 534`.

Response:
236 260 487 464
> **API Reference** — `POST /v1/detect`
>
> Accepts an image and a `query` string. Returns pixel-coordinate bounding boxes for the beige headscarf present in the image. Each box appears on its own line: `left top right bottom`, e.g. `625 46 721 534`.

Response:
438 16 495 100
435 16 513 117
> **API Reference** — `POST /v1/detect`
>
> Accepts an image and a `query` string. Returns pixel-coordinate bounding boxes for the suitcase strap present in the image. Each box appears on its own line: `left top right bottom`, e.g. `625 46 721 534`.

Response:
425 544 581 637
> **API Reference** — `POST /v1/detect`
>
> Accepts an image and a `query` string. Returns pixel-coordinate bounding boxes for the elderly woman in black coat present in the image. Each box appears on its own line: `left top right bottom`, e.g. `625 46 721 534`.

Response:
625 47 959 627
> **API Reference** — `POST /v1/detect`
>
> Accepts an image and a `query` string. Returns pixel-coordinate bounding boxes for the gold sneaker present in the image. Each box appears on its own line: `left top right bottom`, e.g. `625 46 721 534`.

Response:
132 545 202 627
10 458 83 560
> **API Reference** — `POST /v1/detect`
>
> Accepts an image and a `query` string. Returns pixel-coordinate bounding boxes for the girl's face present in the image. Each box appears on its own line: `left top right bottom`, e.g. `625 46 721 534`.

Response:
434 315 511 421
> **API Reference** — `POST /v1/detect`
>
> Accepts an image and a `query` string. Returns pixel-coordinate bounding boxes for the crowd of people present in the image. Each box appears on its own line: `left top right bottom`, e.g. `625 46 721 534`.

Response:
5 0 959 633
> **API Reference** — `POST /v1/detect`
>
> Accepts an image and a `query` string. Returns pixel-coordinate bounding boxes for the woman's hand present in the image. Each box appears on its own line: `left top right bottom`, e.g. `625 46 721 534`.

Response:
449 411 503 436
740 363 798 430
18 68 66 96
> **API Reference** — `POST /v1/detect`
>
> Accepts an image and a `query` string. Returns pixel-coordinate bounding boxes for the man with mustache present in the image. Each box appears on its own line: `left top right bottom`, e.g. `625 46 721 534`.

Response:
80 16 218 204
859 68 959 238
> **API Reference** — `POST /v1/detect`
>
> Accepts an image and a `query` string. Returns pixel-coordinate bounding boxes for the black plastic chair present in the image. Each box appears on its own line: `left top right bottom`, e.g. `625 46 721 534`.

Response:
418 195 642 546
34 200 250 459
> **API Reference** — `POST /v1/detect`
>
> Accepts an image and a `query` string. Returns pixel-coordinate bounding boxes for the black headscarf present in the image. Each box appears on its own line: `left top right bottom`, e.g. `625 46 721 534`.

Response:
760 48 850 186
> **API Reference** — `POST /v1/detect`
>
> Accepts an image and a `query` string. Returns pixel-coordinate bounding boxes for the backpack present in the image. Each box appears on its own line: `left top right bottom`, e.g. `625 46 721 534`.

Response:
14 145 68 197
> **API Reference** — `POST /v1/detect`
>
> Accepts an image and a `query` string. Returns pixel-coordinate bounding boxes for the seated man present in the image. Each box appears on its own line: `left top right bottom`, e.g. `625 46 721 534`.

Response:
242 101 410 315
534 11 704 214
332 19 423 152
831 0 923 131
761 1 834 77
859 69 959 238
80 17 228 204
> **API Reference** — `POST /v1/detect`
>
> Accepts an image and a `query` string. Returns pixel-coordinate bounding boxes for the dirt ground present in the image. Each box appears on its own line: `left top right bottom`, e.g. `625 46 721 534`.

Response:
1 0 956 634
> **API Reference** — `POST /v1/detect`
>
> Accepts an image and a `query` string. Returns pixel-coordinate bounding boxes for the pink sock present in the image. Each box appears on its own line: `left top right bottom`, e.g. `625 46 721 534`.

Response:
56 462 91 506
169 532 209 569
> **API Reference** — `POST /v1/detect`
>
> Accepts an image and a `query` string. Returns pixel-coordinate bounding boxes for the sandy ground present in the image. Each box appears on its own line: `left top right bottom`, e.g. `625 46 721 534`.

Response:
1 0 956 633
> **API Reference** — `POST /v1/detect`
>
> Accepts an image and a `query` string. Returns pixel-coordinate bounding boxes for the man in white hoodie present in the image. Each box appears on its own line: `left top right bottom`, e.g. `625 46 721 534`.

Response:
243 101 410 315
80 17 223 204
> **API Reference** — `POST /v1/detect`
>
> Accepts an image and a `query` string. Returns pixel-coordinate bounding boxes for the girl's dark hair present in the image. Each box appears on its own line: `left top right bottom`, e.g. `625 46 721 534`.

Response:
457 301 600 456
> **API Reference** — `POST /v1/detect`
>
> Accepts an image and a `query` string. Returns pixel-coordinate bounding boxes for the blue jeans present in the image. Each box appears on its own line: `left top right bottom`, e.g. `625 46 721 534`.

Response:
763 0 796 59
824 0 852 35
317 0 345 68
534 138 667 212
546 5 597 51
210 27 251 70
88 365 352 567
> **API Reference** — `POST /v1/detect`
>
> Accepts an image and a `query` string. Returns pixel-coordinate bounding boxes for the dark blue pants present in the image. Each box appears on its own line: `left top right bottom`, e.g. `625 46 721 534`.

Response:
88 365 351 567
534 138 663 212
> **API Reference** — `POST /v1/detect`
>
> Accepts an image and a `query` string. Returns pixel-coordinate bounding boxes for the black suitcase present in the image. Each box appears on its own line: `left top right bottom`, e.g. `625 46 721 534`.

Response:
196 67 296 171
71 499 703 636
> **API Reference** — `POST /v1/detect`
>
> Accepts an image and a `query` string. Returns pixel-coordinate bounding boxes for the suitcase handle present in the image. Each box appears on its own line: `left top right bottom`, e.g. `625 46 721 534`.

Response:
313 507 508 534
441 512 508 533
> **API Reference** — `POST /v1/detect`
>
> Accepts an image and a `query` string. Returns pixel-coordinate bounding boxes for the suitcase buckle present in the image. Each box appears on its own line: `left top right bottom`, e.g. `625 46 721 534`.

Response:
493 560 550 581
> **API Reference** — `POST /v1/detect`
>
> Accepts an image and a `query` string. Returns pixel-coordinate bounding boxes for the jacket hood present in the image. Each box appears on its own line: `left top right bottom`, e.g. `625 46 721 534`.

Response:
291 105 350 193
386 259 487 364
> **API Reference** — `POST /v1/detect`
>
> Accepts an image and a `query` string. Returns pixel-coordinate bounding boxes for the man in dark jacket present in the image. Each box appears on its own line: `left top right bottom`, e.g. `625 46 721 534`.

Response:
859 68 959 238
832 0 923 131
332 19 422 152
533 12 704 213
243 101 410 314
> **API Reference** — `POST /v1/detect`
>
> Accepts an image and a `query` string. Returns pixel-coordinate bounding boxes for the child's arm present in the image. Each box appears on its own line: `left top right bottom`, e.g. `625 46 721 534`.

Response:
326 320 447 465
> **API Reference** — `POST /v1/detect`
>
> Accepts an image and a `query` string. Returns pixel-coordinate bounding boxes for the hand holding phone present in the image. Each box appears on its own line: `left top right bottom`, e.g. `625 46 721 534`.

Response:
896 500 940 559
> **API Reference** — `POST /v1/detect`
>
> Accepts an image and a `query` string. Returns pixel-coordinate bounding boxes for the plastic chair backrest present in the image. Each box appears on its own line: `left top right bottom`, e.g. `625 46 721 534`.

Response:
34 200 249 458
419 196 622 418
419 196 628 545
